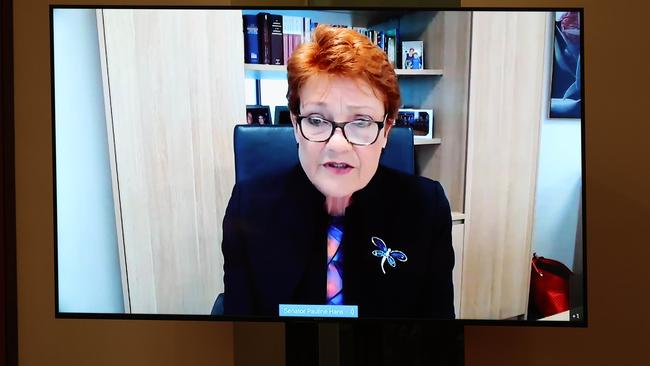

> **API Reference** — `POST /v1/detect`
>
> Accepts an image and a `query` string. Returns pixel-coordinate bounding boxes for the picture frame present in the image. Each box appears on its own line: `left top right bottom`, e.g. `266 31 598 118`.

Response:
274 106 292 125
549 11 581 119
396 108 434 139
401 41 424 70
245 105 272 125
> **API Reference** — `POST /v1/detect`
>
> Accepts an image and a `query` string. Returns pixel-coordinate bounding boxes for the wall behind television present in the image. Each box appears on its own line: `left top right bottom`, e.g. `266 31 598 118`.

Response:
461 1 650 365
12 2 650 366
15 1 235 365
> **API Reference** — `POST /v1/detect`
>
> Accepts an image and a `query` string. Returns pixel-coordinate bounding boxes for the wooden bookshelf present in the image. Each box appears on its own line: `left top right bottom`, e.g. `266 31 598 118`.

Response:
244 63 443 77
395 69 443 76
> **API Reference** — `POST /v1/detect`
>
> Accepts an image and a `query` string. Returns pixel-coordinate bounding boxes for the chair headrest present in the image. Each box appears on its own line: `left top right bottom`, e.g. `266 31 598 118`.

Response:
234 125 414 183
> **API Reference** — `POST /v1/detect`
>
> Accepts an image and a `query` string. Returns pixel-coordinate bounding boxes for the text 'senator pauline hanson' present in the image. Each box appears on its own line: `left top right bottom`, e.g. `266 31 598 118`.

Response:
222 25 454 319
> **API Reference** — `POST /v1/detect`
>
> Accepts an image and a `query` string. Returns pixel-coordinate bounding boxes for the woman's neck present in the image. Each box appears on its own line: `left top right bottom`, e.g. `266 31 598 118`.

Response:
325 195 352 216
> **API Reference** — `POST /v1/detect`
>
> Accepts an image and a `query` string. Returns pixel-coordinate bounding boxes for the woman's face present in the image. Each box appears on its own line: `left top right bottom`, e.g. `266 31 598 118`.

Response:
292 74 391 198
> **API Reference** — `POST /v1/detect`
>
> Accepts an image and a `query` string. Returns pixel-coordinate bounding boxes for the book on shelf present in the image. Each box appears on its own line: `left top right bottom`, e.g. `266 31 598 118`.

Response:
352 27 367 38
284 16 303 64
243 13 399 68
257 12 271 65
243 15 259 64
387 35 396 66
377 31 384 51
351 27 398 68
270 14 284 65
386 29 398 67
282 18 289 64
303 17 312 43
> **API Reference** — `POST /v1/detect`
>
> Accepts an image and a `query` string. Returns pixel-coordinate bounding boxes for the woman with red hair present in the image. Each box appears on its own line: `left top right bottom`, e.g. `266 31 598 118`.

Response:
222 25 454 319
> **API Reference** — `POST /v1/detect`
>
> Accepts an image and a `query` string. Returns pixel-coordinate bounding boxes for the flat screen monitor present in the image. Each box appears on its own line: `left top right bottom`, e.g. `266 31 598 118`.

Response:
52 5 585 325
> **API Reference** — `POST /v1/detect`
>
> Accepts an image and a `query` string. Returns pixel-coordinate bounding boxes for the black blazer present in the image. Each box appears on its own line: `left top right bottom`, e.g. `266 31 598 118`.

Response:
222 165 455 319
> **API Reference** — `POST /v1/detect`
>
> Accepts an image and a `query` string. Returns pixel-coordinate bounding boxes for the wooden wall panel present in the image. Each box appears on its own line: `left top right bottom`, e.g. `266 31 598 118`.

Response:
396 11 471 213
418 11 472 214
99 9 245 314
461 11 546 319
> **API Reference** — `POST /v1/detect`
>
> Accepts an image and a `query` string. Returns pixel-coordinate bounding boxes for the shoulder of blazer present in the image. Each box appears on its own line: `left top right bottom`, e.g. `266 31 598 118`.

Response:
234 165 323 213
362 165 449 214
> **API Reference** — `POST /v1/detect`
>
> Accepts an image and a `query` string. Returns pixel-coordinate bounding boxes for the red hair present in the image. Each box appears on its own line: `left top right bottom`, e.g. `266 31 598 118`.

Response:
286 25 400 127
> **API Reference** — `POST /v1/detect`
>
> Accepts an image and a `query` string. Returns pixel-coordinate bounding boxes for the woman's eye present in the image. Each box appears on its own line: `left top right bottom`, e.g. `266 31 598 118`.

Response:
352 120 373 128
307 117 326 126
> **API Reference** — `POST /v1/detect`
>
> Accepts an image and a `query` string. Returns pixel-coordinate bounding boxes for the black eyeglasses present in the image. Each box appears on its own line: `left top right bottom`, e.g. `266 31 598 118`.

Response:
296 114 387 146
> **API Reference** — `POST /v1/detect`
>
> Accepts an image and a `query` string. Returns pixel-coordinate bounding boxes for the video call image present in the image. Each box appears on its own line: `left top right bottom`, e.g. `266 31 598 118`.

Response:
54 7 584 322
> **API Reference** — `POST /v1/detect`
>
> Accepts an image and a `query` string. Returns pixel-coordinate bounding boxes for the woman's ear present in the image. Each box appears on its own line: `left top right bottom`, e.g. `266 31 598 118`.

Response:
290 113 300 144
382 120 393 148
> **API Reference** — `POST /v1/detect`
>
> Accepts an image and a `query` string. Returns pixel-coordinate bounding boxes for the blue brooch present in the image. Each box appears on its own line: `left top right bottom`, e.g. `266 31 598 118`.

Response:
371 236 408 274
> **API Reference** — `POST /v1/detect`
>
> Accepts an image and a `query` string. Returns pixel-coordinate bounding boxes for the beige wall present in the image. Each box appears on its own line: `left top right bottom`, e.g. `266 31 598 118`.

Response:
13 1 650 366
15 1 234 365
462 0 650 365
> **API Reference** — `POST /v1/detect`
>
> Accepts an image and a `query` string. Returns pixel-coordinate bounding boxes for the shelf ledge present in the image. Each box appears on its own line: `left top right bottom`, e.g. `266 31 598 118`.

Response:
414 138 441 145
244 64 443 77
394 69 443 76
451 212 465 221
245 64 285 72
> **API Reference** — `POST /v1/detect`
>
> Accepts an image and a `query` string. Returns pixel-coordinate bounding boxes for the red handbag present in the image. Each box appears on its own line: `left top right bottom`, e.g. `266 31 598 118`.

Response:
529 253 573 318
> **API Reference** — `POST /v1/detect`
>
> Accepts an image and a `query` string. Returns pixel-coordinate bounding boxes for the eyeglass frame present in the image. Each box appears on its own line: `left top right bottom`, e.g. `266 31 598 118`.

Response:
295 114 388 146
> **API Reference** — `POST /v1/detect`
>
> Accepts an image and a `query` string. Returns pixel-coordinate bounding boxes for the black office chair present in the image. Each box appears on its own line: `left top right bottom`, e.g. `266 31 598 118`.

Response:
211 125 415 315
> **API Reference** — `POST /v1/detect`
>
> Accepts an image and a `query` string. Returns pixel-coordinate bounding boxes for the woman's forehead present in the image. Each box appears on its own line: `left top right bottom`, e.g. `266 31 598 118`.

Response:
299 74 383 111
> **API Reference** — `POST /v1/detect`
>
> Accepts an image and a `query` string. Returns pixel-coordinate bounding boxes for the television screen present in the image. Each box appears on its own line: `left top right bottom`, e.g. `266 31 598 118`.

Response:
52 6 585 324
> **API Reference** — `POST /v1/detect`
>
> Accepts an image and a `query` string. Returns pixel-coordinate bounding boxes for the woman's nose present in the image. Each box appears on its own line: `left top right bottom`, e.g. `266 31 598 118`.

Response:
326 126 352 150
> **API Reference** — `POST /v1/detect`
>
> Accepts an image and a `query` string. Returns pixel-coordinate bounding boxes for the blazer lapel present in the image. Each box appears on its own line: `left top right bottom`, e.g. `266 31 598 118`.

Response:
342 166 417 314
248 166 328 310
341 167 389 307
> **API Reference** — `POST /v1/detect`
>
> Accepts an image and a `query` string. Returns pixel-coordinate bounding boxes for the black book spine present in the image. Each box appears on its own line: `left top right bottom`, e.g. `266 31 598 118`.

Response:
257 12 271 64
270 14 284 66
396 28 401 69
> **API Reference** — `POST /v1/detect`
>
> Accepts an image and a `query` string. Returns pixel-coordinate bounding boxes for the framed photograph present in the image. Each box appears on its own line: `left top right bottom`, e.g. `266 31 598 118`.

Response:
396 108 434 139
550 11 581 118
246 105 272 125
274 106 292 125
402 41 424 70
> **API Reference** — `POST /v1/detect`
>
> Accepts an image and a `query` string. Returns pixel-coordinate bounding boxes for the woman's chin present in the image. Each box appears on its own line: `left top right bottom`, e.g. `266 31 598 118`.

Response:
314 180 357 199
305 167 371 198
322 187 356 199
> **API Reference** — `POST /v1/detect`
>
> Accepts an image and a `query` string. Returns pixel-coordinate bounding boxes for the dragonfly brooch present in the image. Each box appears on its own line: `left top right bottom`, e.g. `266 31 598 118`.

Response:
371 236 408 274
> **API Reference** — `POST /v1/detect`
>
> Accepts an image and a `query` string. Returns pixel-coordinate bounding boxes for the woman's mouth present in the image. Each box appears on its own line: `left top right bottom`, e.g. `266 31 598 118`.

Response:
324 162 353 175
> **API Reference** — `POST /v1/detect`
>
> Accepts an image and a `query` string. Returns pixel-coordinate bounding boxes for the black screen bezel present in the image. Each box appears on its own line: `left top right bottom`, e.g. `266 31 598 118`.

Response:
50 4 587 328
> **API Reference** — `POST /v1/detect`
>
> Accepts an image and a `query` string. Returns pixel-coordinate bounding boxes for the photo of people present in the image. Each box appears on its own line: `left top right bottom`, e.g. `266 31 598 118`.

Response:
402 41 424 70
396 109 432 138
245 105 272 125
